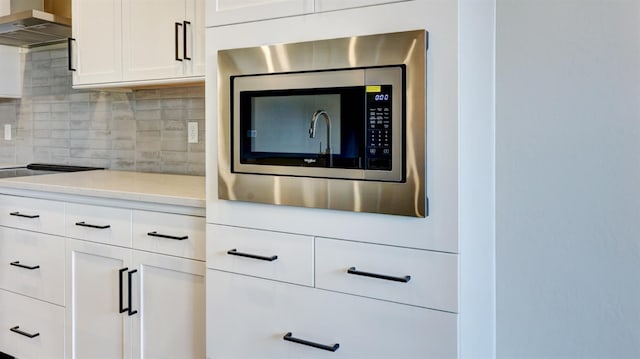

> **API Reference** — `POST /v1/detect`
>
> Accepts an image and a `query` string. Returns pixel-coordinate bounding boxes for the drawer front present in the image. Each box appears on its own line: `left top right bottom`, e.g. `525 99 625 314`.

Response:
207 224 314 287
315 238 458 312
0 228 65 305
133 211 205 260
66 203 132 247
0 289 65 359
0 195 65 236
207 269 457 359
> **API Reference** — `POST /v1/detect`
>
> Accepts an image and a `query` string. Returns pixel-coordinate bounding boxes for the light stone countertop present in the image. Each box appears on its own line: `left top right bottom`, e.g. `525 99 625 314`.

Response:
0 170 205 208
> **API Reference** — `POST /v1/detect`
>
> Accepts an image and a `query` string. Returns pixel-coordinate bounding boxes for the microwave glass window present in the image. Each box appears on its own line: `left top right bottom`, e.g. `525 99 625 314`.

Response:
250 94 342 155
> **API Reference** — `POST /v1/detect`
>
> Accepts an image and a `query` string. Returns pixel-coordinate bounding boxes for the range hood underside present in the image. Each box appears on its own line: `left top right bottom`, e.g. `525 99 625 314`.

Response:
0 9 70 47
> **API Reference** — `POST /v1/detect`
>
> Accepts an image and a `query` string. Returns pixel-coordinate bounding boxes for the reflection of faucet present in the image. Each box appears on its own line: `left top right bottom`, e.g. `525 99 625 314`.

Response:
309 110 332 166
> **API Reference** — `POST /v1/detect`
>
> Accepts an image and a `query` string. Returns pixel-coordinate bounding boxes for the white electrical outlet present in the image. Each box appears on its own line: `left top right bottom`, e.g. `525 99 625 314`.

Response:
4 124 10 141
188 122 198 144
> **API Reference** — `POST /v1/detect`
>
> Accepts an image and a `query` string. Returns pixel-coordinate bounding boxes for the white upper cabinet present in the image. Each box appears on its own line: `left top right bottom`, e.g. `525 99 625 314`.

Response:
0 44 22 98
71 0 123 85
206 0 313 27
315 0 410 12
72 0 204 88
122 0 204 82
206 0 411 27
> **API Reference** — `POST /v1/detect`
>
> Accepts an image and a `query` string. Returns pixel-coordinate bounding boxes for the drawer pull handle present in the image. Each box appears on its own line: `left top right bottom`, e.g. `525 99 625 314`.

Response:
227 249 278 262
147 231 188 241
76 221 111 229
10 326 40 339
283 332 339 352
347 267 411 283
9 211 39 219
10 261 40 270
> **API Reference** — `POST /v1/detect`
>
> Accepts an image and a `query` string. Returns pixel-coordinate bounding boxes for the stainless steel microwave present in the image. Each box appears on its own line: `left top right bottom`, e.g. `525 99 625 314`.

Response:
232 65 404 182
218 30 427 217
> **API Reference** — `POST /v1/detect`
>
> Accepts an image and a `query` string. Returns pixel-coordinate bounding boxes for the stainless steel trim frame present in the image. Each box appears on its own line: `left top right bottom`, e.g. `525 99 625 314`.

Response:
217 30 427 217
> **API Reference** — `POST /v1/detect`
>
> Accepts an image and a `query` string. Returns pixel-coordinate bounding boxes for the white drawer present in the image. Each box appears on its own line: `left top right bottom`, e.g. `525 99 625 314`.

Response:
133 210 205 260
0 228 65 306
0 195 65 236
315 238 458 312
207 224 314 287
0 289 65 359
207 269 457 358
66 203 132 247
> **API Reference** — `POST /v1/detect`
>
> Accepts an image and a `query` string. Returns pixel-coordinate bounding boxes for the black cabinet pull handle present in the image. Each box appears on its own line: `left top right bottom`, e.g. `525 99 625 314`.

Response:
68 37 76 71
119 267 128 314
183 21 191 61
75 221 111 229
283 332 339 352
10 261 40 270
227 249 278 262
10 326 40 339
128 269 138 316
147 231 188 241
10 211 39 219
175 22 183 61
347 267 411 283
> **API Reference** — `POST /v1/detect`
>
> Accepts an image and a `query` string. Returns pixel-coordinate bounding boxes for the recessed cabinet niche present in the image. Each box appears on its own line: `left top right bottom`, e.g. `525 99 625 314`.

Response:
71 0 204 88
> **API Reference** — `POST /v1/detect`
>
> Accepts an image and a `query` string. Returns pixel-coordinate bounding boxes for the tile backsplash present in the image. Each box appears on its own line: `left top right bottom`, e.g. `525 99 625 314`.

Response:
0 46 205 175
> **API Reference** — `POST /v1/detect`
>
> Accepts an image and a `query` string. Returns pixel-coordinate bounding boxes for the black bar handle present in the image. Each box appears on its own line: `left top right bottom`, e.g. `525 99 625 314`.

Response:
10 326 40 339
175 22 183 61
119 267 128 314
183 21 191 61
10 261 40 270
75 221 111 229
283 332 339 352
147 231 188 241
128 269 138 316
227 248 278 262
10 211 40 219
347 267 411 283
68 37 76 71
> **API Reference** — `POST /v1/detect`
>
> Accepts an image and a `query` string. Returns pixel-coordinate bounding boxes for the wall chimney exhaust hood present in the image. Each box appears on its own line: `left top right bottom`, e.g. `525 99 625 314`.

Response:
0 0 71 47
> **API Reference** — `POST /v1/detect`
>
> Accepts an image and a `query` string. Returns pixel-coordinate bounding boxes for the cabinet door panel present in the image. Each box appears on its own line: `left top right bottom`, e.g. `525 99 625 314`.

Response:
0 228 65 305
132 210 205 261
122 0 185 81
315 0 410 12
66 239 132 359
72 0 123 85
207 0 314 26
0 289 64 359
66 203 132 248
315 237 458 312
207 269 457 358
131 251 205 359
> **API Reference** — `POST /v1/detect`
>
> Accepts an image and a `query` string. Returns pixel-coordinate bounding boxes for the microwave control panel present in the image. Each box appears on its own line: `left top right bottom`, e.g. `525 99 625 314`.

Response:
365 85 393 171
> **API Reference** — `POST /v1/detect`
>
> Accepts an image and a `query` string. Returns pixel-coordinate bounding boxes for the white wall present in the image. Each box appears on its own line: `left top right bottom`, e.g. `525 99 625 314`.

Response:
496 0 640 357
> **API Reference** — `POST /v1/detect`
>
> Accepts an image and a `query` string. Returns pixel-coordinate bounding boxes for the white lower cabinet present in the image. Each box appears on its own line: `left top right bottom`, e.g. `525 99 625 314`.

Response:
66 239 206 359
0 289 65 359
207 269 457 359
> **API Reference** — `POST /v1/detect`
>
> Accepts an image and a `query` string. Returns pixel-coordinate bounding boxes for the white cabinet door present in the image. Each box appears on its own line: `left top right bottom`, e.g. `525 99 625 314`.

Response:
66 239 133 359
207 269 457 359
206 0 314 26
184 0 205 76
131 251 206 359
314 0 410 12
0 44 21 98
122 0 186 81
71 0 123 85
